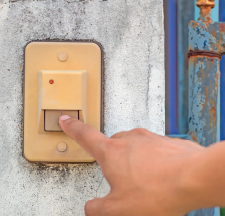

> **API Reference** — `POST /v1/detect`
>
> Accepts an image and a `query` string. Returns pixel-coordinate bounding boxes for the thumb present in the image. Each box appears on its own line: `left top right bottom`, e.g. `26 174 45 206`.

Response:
85 198 105 216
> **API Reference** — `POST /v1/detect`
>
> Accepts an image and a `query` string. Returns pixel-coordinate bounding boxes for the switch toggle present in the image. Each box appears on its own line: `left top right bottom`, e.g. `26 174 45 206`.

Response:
45 110 78 132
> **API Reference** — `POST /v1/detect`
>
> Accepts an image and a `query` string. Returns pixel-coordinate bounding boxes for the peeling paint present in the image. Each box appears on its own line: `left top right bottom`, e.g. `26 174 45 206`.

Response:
187 1 221 215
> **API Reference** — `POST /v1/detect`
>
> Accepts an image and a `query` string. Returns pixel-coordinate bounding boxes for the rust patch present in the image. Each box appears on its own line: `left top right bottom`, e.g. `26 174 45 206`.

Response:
210 107 216 126
205 87 209 104
196 0 215 8
201 69 205 79
192 136 198 143
206 17 213 24
196 1 214 24
212 30 216 38
219 23 225 32
188 50 222 59
190 131 198 143
192 21 200 28
215 73 219 90
213 42 224 54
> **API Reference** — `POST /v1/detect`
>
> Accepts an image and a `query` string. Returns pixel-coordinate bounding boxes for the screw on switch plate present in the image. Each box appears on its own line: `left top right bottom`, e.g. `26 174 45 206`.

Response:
57 142 67 152
58 52 68 62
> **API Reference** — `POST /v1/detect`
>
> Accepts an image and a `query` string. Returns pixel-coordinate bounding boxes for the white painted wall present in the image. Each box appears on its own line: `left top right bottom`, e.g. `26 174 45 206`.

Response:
0 0 164 215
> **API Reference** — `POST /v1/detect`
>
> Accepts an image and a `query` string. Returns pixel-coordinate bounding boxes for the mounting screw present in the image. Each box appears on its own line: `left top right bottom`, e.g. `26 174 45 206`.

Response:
58 52 68 62
57 142 67 152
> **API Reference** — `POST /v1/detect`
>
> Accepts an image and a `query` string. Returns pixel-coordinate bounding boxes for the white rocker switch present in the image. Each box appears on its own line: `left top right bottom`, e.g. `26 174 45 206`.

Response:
45 110 78 132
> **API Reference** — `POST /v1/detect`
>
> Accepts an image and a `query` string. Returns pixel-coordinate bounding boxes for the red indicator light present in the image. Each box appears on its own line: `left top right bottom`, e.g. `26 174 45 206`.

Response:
49 79 54 84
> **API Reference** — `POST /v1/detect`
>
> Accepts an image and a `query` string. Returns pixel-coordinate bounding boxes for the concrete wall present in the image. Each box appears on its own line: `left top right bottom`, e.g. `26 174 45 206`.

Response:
0 0 164 215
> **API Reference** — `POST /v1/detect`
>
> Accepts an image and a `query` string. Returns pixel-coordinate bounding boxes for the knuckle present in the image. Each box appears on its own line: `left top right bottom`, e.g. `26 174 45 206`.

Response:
102 138 114 147
110 131 126 139
105 140 128 160
100 139 114 153
129 128 149 135
110 133 119 139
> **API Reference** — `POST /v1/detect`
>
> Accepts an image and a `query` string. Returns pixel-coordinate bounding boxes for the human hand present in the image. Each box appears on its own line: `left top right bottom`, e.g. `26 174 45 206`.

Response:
59 115 206 216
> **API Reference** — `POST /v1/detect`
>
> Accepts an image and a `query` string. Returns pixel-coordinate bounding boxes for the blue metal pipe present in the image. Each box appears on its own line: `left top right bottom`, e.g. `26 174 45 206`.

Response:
186 0 224 215
220 0 225 140
188 56 220 146
177 0 195 134
165 0 178 134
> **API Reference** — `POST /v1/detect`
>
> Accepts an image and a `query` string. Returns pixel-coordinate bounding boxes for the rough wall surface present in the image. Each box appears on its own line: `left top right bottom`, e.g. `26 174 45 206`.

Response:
0 0 164 215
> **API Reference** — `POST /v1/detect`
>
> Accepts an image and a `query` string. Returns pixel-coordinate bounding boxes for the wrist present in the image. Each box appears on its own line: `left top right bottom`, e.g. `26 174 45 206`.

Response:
177 149 211 213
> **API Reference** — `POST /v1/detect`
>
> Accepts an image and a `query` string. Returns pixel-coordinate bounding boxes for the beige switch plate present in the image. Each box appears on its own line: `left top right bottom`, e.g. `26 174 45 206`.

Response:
23 41 102 163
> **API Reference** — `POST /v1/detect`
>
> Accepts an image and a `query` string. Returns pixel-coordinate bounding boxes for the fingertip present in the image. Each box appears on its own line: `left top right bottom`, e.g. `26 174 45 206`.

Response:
59 115 71 121
58 115 107 161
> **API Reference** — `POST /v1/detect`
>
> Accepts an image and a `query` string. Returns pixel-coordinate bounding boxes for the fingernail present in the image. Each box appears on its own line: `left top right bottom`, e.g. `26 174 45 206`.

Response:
59 115 71 121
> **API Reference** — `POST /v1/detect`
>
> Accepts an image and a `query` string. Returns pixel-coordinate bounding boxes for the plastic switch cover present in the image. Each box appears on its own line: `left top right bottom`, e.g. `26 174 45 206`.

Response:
23 42 102 163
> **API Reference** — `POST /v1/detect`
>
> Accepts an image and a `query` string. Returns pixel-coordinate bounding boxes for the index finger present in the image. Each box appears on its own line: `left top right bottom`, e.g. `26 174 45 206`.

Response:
59 115 108 162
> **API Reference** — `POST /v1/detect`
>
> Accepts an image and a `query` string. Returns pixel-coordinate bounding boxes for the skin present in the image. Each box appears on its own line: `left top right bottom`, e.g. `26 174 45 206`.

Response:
59 115 225 216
